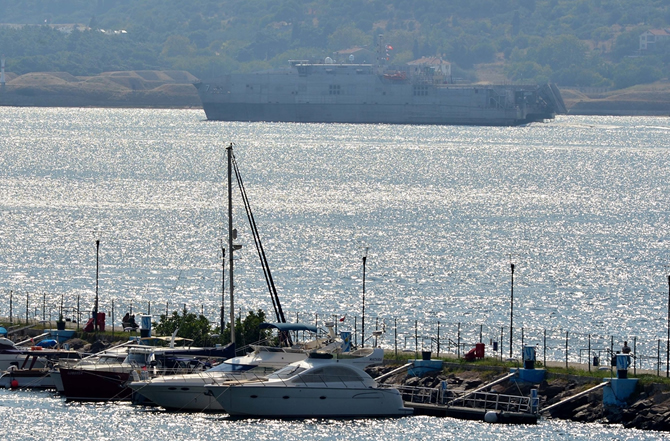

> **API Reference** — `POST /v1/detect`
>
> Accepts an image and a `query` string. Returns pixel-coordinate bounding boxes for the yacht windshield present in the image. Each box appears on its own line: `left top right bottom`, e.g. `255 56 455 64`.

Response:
269 364 306 379
209 362 257 373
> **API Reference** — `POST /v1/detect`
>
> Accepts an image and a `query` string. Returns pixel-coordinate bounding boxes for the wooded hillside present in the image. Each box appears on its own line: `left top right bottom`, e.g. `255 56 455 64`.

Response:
0 0 669 88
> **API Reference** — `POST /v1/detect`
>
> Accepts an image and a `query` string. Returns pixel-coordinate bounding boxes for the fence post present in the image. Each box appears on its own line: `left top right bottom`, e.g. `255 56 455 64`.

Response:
521 327 524 350
633 336 637 375
394 317 397 358
112 299 115 337
437 321 440 357
588 334 591 372
565 331 569 370
543 329 546 367
480 324 483 343
415 320 418 359
660 338 663 376
354 316 357 347
500 327 504 362
457 322 461 359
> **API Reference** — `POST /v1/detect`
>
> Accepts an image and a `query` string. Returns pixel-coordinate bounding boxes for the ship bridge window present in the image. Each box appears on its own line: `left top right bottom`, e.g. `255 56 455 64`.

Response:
413 85 429 96
329 84 341 95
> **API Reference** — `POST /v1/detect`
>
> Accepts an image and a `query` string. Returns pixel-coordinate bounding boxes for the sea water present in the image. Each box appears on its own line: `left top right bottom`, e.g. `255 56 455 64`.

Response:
0 108 669 439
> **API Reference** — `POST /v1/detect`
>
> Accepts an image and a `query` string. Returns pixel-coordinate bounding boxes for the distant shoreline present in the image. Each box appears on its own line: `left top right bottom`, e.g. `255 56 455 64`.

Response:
1 70 670 118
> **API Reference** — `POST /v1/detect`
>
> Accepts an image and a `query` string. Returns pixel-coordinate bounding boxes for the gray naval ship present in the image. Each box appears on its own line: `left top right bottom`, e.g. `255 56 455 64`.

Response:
194 45 566 126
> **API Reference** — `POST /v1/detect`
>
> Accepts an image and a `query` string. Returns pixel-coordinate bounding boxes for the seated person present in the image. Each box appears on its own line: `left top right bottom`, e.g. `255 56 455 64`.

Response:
122 313 138 329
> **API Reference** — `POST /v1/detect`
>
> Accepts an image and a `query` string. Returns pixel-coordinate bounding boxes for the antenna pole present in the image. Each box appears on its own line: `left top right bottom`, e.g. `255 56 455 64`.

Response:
362 247 368 348
94 238 100 332
510 262 514 359
221 245 225 335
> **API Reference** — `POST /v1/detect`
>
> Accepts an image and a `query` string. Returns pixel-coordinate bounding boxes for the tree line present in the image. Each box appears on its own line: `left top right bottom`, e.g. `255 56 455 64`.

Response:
0 0 669 88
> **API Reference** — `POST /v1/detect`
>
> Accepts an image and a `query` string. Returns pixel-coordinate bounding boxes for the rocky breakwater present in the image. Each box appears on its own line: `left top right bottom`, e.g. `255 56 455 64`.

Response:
368 363 670 432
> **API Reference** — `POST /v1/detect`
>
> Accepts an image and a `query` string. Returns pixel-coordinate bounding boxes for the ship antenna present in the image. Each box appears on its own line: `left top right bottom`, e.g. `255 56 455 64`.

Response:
376 34 384 73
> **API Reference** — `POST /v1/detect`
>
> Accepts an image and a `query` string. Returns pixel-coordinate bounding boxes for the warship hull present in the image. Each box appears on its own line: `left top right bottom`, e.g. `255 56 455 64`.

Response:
195 64 565 126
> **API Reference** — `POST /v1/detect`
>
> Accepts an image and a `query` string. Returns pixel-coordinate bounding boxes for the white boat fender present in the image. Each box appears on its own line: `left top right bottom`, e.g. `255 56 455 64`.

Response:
484 411 498 423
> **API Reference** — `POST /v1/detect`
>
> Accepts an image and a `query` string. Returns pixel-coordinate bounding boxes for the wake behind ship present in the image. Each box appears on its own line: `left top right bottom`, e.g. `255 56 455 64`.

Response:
195 53 565 127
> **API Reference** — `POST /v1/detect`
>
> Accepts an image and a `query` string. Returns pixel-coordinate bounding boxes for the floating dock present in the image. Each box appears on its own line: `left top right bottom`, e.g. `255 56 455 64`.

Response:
395 373 539 424
407 401 539 424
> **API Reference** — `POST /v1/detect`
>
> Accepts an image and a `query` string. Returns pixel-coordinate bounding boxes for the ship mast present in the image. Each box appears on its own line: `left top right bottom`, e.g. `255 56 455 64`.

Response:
375 34 385 74
227 143 235 345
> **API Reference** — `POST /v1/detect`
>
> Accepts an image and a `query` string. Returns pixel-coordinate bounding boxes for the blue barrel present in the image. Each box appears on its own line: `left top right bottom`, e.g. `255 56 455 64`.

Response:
139 315 152 338
616 354 631 379
523 345 536 370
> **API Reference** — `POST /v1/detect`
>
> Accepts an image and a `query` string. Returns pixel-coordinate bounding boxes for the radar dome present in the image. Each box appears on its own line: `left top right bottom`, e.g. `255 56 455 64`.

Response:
349 54 355 62
325 57 333 64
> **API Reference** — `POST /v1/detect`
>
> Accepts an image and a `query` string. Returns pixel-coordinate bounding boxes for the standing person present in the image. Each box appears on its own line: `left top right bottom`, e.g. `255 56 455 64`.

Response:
622 341 631 354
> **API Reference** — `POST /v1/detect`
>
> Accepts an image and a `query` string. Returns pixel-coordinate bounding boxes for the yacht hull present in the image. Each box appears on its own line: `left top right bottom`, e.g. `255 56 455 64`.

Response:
214 385 412 417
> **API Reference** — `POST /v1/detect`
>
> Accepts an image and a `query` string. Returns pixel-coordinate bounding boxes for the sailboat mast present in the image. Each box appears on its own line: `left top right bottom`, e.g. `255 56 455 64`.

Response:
227 143 235 345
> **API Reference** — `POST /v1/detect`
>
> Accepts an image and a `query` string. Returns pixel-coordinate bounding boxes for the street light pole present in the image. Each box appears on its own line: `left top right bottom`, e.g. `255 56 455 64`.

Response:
362 247 368 348
510 262 515 359
221 244 225 336
94 238 100 333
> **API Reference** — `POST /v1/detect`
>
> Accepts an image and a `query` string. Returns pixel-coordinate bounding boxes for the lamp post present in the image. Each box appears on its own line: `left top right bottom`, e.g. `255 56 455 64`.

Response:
220 243 226 336
510 262 515 359
361 247 369 348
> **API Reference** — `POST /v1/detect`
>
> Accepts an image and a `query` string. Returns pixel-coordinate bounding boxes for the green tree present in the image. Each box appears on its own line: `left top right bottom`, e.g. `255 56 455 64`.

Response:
613 57 663 89
327 25 372 51
153 308 212 347
161 35 195 58
219 309 271 347
529 34 588 71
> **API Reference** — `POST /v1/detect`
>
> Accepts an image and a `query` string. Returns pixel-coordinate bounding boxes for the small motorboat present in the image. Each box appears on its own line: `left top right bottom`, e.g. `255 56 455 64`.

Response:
204 353 413 418
0 353 59 389
0 336 80 372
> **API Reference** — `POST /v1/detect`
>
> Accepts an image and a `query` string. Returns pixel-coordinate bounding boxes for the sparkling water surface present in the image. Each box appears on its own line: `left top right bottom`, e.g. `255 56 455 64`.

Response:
1 389 669 441
1 108 670 439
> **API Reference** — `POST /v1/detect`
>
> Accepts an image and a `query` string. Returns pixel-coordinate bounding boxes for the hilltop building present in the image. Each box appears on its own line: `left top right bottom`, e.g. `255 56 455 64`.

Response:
639 29 670 51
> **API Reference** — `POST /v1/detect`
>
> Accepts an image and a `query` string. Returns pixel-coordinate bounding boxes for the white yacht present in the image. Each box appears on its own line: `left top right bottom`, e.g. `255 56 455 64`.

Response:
129 322 384 411
205 354 412 418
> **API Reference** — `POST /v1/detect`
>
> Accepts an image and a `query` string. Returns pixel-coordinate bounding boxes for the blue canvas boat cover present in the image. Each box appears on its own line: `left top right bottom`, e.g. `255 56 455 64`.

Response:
259 322 318 333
